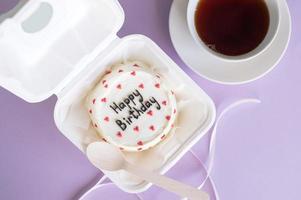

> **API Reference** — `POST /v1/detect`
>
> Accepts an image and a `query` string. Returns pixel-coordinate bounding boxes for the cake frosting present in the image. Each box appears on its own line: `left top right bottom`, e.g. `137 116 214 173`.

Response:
86 61 177 152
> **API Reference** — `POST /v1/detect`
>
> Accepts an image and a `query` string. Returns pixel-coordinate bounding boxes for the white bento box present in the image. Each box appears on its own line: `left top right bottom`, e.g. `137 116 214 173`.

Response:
0 0 216 193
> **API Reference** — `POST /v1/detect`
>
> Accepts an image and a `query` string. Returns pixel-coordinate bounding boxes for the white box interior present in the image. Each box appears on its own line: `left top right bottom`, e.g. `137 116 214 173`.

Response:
54 35 216 192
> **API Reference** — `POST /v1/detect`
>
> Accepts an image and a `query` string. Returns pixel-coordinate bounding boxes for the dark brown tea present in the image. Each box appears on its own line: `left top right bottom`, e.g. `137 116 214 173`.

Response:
195 0 270 56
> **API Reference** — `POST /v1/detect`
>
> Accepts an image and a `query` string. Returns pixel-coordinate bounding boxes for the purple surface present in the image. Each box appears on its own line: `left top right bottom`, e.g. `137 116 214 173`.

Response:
0 0 300 199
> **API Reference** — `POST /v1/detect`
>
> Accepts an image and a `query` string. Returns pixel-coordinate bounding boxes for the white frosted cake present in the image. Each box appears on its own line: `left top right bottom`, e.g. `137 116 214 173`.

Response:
86 61 177 151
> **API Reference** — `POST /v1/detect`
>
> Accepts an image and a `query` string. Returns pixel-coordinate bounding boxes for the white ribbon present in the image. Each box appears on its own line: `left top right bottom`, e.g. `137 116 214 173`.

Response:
78 175 143 200
78 175 108 200
79 98 261 200
185 98 261 200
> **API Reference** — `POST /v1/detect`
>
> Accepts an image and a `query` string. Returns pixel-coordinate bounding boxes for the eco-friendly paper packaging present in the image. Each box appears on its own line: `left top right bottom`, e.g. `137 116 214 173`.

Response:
0 0 216 193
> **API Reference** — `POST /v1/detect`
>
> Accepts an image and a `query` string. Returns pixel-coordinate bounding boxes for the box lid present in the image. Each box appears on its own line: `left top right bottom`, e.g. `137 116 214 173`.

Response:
0 0 125 102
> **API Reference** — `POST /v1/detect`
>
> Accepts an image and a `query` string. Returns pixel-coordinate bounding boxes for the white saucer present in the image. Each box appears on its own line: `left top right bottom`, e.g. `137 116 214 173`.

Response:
169 0 292 84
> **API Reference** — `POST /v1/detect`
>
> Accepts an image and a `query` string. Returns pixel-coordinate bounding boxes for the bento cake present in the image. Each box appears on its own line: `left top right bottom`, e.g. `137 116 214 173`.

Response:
86 61 177 152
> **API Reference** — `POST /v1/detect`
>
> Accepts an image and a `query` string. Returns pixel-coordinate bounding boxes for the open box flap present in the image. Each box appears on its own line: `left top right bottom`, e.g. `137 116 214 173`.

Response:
0 0 125 103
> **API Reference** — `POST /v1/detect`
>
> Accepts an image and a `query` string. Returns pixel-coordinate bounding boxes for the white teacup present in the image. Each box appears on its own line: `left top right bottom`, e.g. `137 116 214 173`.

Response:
187 0 280 61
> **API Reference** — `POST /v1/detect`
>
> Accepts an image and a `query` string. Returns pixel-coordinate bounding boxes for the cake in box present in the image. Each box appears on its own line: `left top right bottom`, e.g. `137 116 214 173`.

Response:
52 35 215 192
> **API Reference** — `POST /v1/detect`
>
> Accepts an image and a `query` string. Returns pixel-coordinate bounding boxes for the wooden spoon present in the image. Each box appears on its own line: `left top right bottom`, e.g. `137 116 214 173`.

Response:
87 142 209 200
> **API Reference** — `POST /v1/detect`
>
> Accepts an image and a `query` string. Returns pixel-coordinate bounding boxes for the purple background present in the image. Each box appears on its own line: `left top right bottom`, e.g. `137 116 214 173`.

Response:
0 0 300 199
